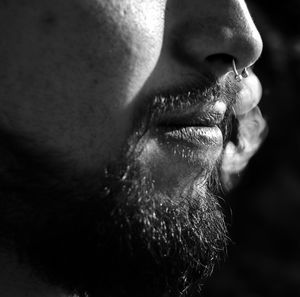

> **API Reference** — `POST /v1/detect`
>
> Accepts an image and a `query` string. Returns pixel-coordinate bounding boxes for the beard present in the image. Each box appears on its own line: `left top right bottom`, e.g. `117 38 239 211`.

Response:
0 79 236 297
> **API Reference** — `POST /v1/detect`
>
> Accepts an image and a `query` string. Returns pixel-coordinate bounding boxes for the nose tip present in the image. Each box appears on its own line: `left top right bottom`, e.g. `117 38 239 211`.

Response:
225 24 263 70
204 26 263 77
170 0 263 78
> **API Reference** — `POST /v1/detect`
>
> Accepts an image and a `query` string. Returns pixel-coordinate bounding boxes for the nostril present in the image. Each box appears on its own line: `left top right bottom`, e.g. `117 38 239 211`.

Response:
205 53 235 77
206 53 234 66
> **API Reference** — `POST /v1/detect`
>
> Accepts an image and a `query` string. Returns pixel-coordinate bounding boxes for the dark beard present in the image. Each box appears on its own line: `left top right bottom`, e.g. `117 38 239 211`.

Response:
0 78 236 297
0 129 228 297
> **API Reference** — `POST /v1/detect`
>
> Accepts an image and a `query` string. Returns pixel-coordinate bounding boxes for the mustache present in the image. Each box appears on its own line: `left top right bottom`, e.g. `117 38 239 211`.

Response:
132 75 241 146
149 76 240 116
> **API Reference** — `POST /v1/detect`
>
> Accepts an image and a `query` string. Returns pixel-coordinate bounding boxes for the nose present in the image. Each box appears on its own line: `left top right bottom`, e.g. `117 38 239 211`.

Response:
167 0 263 77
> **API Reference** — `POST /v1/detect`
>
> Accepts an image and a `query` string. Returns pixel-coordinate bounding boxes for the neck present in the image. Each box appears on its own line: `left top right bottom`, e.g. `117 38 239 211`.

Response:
0 249 67 297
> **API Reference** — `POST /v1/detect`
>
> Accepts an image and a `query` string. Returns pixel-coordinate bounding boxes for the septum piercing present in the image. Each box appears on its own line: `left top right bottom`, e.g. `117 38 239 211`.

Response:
232 59 249 82
241 67 249 78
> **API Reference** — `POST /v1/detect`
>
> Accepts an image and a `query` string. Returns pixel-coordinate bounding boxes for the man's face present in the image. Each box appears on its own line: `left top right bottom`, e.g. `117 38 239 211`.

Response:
0 0 262 174
0 0 263 296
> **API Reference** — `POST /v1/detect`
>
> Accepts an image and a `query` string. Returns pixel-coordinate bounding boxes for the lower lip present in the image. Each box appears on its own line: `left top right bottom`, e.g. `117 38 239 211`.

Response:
150 126 223 164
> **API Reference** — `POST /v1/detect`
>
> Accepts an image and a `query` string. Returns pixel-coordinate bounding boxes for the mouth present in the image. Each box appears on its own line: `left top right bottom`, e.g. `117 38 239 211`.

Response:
148 100 227 165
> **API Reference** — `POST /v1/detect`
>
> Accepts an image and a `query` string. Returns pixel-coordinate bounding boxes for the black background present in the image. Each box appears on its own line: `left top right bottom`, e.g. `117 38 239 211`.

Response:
204 1 300 296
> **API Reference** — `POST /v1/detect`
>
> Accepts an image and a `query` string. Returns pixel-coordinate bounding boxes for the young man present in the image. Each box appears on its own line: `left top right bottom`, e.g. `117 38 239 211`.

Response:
0 1 265 296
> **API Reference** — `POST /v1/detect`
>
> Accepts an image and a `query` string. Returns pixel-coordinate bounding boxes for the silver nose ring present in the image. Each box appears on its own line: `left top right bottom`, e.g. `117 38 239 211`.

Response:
232 59 249 82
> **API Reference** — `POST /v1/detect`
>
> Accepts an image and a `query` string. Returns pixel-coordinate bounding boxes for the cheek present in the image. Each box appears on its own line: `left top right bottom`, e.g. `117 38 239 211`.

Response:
0 0 166 168
74 0 167 156
89 0 166 104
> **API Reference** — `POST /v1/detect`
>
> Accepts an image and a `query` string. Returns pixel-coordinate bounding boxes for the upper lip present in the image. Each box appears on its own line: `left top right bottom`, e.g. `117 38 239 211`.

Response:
153 100 227 128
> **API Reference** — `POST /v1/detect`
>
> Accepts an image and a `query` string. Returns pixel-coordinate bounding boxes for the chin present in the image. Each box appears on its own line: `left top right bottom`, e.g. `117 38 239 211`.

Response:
135 129 223 196
0 127 228 297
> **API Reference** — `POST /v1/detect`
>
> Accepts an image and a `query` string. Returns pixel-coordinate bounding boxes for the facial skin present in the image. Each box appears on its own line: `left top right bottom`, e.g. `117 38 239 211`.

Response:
0 1 263 297
0 0 262 171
